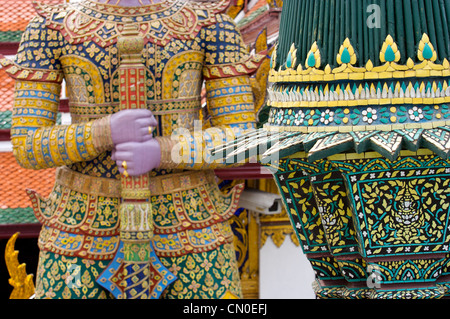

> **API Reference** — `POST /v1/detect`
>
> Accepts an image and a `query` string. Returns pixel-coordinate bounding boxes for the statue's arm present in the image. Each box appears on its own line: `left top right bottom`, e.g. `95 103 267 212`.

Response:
156 14 265 170
3 17 114 170
9 80 113 169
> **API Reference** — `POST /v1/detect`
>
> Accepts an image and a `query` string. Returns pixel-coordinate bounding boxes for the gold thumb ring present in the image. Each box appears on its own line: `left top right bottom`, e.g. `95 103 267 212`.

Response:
149 126 154 135
122 161 127 170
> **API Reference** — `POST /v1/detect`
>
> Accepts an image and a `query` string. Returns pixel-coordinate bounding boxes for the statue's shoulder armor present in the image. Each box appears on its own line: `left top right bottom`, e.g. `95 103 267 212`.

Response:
33 1 73 24
186 0 230 14
33 0 231 48
0 3 67 82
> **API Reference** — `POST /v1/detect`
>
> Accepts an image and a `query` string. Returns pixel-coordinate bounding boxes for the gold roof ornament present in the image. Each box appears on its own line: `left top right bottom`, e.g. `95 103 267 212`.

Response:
5 233 35 299
270 34 449 85
212 31 450 163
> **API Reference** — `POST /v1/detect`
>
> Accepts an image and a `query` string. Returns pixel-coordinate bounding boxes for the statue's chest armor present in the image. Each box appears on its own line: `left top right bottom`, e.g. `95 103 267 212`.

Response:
37 0 228 134
61 41 205 136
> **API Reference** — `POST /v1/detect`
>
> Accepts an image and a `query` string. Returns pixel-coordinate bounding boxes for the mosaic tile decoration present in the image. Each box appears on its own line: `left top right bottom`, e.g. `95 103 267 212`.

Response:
212 0 450 299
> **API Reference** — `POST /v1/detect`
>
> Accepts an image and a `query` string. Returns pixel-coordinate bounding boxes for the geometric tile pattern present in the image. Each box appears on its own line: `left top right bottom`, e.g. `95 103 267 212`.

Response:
212 126 450 164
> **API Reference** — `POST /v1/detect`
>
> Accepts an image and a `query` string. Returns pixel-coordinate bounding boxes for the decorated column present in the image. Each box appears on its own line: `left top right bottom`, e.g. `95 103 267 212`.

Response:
214 0 450 299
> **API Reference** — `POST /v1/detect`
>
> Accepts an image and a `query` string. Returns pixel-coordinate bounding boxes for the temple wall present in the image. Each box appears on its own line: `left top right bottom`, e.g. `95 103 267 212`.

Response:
260 237 315 299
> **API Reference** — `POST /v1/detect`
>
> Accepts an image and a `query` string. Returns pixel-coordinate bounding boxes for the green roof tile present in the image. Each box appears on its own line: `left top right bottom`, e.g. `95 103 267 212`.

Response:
0 208 38 225
237 6 269 28
0 31 23 43
0 111 12 129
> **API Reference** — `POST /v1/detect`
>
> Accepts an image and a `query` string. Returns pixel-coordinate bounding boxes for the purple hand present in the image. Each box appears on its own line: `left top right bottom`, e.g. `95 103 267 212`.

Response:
110 109 157 146
110 109 161 176
111 139 161 176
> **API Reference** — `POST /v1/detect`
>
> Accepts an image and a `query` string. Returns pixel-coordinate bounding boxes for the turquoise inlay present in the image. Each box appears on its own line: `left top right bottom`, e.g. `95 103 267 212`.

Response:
286 51 293 68
269 103 443 128
345 167 450 258
307 52 316 67
402 82 407 92
384 45 396 62
377 81 382 92
273 168 330 254
309 257 345 280
341 47 351 64
423 43 433 60
386 258 446 283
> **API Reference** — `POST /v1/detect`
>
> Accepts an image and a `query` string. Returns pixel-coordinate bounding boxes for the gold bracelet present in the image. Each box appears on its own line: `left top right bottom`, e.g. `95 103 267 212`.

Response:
155 136 179 169
92 115 114 153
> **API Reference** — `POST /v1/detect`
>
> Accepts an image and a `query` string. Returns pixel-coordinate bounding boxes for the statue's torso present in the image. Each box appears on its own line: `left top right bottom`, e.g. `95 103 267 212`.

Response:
22 0 233 178
19 0 246 271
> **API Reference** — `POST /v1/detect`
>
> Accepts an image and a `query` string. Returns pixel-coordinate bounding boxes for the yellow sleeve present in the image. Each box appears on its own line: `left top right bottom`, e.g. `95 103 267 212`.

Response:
3 16 113 170
156 14 265 170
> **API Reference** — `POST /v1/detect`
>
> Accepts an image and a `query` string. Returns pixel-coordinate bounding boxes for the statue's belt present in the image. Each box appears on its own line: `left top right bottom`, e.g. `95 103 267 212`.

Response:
34 167 236 258
69 96 202 121
55 166 216 198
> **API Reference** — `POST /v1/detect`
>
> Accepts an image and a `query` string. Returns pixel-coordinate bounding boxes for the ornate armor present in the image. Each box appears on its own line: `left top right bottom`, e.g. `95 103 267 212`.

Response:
1 0 265 299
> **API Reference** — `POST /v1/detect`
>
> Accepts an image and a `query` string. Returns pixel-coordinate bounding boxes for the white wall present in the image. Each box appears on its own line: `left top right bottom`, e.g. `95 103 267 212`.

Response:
259 238 316 299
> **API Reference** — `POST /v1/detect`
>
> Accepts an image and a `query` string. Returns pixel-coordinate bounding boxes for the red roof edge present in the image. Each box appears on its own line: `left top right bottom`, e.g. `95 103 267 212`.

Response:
59 98 69 113
0 129 10 141
215 163 274 180
0 42 19 55
0 223 41 239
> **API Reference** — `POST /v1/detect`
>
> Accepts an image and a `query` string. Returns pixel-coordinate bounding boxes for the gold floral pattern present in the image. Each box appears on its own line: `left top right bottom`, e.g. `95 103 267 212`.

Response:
34 251 112 299
160 243 242 299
